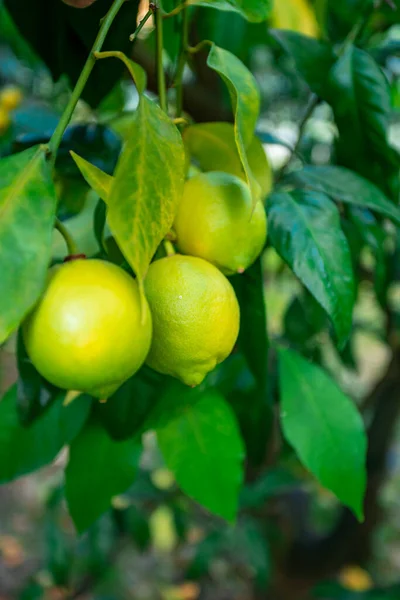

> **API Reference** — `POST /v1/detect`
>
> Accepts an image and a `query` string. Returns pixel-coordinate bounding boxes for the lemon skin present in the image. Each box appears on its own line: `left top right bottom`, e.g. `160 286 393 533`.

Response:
0 87 23 112
144 254 240 386
23 259 152 399
174 171 267 275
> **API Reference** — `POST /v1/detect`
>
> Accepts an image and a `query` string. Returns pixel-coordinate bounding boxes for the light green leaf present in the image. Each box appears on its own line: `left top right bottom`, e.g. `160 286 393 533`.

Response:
279 348 367 520
285 166 400 226
0 145 57 343
187 0 272 22
156 387 245 522
65 420 142 533
207 45 261 200
267 190 355 346
70 152 113 203
0 386 91 483
108 95 185 280
94 51 147 95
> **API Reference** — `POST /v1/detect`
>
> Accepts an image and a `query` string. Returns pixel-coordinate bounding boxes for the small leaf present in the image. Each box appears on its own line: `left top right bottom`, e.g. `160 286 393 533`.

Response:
279 348 367 520
16 330 60 426
70 151 113 203
65 420 141 533
0 385 91 483
187 0 272 22
156 387 245 522
267 190 355 345
94 51 147 95
284 166 400 226
207 45 261 200
107 95 185 280
270 30 335 96
0 145 57 343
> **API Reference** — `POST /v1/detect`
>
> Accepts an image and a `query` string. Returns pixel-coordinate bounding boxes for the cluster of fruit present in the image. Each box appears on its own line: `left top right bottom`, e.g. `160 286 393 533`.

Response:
23 123 270 399
0 86 22 134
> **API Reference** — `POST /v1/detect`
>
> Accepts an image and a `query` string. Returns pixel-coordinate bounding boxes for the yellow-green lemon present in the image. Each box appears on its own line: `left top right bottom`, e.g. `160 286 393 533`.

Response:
174 171 267 275
144 254 240 386
23 258 152 399
0 86 23 112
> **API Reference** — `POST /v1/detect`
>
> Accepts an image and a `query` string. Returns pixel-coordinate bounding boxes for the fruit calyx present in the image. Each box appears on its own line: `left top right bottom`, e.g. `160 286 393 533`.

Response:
63 253 87 263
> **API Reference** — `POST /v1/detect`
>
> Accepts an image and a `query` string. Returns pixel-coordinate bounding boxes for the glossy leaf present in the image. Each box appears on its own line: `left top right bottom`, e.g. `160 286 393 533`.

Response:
107 95 185 280
327 45 399 199
279 348 367 520
65 420 142 533
0 145 57 343
0 386 91 483
70 151 113 203
156 387 245 522
207 45 261 200
16 330 60 426
270 30 335 96
285 166 400 226
267 190 355 345
187 0 272 22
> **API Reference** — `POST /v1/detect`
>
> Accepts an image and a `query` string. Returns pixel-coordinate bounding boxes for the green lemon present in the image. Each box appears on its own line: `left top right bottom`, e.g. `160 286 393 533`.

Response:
174 171 267 275
144 254 240 386
23 258 152 399
183 122 273 200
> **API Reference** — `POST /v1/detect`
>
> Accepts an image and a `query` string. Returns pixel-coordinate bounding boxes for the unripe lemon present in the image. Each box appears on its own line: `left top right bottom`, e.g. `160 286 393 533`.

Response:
23 259 152 399
174 172 267 275
144 255 240 386
0 86 23 112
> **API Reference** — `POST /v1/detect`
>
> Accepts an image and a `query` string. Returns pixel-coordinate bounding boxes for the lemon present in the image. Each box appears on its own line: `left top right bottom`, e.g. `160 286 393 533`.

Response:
0 87 23 112
144 254 239 386
183 122 273 200
174 171 267 275
23 258 152 399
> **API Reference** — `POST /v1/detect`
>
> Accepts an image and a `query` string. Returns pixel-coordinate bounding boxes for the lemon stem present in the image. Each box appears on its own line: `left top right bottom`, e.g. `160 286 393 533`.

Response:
174 1 189 118
154 2 168 113
55 218 79 256
164 240 176 257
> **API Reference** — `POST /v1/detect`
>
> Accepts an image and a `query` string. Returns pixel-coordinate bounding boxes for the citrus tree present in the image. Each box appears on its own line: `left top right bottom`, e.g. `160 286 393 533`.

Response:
0 0 399 596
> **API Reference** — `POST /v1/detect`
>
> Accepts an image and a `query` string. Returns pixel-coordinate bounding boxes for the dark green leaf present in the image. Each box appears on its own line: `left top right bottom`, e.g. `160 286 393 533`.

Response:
16 330 60 426
0 386 91 483
226 518 270 588
187 0 272 22
279 348 367 520
284 292 327 345
107 95 185 280
207 44 261 200
267 190 355 345
65 420 142 533
0 146 57 343
284 166 400 226
4 0 140 106
156 387 245 522
270 30 335 96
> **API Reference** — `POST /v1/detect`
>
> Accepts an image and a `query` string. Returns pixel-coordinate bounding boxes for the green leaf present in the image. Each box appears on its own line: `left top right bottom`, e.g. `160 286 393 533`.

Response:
65 420 142 533
267 190 355 345
187 0 272 22
327 45 399 199
0 145 57 343
70 151 113 203
278 348 367 520
285 166 400 226
207 45 261 200
156 387 245 522
0 386 91 483
16 330 60 426
94 50 147 95
270 30 335 96
107 96 185 280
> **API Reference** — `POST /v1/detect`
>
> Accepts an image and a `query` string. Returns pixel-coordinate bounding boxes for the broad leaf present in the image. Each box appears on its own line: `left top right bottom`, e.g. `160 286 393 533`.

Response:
0 145 57 343
267 190 355 345
278 348 367 520
187 0 272 22
0 385 91 483
207 45 261 200
270 30 335 96
156 387 245 522
70 151 113 203
327 45 399 199
65 420 141 533
107 95 185 280
285 166 400 226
